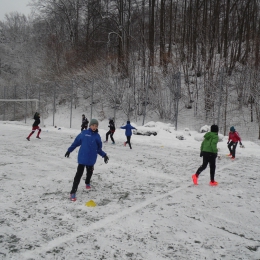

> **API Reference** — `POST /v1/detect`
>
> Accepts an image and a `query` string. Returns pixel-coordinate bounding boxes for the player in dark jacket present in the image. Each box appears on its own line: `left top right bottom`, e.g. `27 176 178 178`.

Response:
81 114 89 131
104 118 116 144
26 112 41 141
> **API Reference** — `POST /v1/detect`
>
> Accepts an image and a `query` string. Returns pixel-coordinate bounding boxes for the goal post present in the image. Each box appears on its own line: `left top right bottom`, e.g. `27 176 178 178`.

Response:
0 99 39 110
0 99 40 123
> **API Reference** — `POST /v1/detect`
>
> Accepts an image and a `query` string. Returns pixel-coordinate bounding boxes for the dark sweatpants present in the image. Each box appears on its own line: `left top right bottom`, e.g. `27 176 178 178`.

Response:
70 164 94 194
106 130 115 142
125 136 132 149
228 141 238 158
196 152 217 182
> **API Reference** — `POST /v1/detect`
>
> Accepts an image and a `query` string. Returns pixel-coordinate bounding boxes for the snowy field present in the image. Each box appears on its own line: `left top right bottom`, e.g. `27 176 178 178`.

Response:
1 120 260 260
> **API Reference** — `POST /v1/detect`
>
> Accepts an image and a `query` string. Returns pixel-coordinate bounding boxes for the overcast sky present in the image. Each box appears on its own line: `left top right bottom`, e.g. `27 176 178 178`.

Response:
0 0 31 20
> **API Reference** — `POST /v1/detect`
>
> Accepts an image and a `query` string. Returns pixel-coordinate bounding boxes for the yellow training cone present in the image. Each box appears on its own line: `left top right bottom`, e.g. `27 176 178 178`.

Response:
85 200 97 207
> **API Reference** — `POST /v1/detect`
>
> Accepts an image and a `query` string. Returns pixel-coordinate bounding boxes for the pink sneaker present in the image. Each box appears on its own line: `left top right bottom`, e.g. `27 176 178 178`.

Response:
209 181 218 186
124 142 126 146
192 174 198 185
86 184 91 190
70 193 76 201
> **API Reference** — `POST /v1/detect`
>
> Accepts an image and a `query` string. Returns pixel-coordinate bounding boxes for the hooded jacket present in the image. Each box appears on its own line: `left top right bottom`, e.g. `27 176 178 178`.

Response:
108 120 115 132
33 113 40 127
200 132 218 154
120 122 136 136
228 131 241 143
68 128 106 166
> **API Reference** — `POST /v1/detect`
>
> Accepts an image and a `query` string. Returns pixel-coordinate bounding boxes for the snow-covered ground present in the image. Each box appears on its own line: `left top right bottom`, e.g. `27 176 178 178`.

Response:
1 120 260 260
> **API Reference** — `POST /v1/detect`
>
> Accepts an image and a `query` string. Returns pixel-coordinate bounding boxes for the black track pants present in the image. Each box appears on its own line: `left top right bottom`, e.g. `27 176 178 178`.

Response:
228 141 238 157
196 153 217 182
125 136 132 149
106 130 115 142
70 164 94 194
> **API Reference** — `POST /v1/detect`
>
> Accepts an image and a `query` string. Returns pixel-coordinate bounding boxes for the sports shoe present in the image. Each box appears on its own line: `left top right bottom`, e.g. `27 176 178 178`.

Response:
104 140 108 143
70 193 76 201
192 174 198 185
209 181 218 186
26 137 30 141
86 184 91 190
36 136 41 139
124 142 126 146
231 157 235 160
227 154 232 157
112 142 115 144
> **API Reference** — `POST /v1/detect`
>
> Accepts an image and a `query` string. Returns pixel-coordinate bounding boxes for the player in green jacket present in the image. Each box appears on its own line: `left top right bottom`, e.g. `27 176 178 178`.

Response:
192 125 219 186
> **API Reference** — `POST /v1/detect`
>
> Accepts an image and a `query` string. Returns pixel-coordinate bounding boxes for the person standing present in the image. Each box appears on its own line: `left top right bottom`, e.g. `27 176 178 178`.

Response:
104 118 116 144
26 112 41 141
192 124 219 186
81 114 89 131
65 119 109 201
120 120 137 149
227 126 243 160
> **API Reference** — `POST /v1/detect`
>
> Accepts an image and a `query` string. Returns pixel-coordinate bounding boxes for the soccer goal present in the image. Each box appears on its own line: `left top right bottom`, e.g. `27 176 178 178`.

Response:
0 99 39 122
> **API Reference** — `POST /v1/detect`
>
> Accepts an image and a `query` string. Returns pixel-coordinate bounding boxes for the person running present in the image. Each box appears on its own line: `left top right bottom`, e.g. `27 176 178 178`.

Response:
26 112 41 141
120 120 137 149
65 119 109 201
104 118 116 144
81 114 89 131
192 124 219 186
227 126 243 160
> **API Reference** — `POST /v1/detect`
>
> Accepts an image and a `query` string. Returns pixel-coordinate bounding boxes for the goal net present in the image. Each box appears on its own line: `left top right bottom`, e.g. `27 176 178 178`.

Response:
0 99 39 123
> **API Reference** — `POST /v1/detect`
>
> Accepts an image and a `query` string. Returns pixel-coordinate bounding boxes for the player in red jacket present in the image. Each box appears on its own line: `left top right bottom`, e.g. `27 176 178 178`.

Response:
227 126 242 159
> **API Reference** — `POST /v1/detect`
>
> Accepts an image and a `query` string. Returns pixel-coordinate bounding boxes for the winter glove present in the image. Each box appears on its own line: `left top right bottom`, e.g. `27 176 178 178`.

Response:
65 151 70 158
200 151 203 157
104 155 109 164
227 141 229 144
239 142 242 146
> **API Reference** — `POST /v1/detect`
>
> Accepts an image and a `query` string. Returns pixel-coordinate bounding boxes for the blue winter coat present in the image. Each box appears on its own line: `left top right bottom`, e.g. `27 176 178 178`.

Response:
120 123 136 136
67 128 106 166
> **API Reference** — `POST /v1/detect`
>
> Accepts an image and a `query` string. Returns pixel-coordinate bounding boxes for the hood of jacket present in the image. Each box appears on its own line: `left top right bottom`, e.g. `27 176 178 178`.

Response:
201 132 218 154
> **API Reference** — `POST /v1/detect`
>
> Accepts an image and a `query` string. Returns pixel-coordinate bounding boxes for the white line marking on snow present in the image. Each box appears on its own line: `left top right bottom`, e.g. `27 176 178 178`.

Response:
21 184 188 258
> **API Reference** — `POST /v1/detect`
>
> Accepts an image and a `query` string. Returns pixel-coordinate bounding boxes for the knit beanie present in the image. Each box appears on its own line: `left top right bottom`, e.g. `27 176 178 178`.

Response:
211 124 219 133
127 120 130 124
230 126 235 132
89 119 99 126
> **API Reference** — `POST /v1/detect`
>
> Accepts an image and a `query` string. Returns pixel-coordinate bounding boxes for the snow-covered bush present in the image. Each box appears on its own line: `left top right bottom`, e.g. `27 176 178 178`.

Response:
194 133 224 142
200 125 210 133
133 128 157 136
176 134 185 140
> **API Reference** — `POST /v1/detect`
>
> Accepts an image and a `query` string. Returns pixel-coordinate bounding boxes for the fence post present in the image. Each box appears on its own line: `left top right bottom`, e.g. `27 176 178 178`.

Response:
142 66 150 126
13 85 16 120
217 68 224 127
114 77 117 123
91 80 94 119
70 80 74 128
53 83 56 126
3 86 6 121
25 86 27 123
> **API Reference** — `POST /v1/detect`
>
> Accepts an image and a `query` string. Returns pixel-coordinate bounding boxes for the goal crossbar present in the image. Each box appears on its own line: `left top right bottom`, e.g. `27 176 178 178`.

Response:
0 99 39 110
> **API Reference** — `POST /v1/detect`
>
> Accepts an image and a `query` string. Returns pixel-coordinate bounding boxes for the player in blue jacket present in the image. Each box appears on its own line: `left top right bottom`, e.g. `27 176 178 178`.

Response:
65 119 109 201
120 120 137 149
